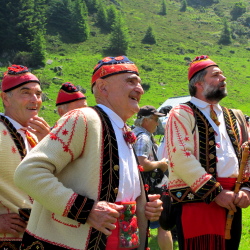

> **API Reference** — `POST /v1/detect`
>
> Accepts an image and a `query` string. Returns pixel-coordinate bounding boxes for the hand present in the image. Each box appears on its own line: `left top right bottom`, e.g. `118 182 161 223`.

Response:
27 116 50 141
234 190 250 208
86 201 124 236
158 160 168 172
145 194 163 221
0 213 27 237
214 190 237 212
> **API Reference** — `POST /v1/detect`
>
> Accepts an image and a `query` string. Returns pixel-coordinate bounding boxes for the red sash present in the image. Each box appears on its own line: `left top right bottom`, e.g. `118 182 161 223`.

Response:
106 201 139 250
182 178 236 250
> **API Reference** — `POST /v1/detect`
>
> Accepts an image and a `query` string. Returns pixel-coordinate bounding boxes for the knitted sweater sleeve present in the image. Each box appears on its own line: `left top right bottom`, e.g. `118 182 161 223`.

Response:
166 104 221 203
14 108 96 224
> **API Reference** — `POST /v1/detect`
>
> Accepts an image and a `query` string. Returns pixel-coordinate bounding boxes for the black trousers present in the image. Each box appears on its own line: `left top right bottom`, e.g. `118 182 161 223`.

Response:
175 205 242 250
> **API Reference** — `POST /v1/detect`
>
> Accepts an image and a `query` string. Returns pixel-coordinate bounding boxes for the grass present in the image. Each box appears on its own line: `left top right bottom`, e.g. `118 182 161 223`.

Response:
148 206 250 249
1 0 250 126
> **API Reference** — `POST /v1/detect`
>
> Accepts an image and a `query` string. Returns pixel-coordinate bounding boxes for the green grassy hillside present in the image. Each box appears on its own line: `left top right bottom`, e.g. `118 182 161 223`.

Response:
1 0 250 126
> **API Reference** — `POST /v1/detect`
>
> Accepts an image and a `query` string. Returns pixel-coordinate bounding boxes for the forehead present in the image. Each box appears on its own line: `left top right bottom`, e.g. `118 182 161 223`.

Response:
108 72 141 82
206 66 222 74
13 82 41 92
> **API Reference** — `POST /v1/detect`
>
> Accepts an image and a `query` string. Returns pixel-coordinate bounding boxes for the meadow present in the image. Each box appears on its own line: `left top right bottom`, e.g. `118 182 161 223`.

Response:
1 0 250 126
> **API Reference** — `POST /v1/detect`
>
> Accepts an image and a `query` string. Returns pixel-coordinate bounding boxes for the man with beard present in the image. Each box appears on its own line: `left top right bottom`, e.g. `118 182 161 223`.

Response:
164 55 250 250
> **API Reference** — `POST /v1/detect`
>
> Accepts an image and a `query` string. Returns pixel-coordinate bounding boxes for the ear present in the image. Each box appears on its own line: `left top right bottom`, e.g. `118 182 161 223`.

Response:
95 79 108 96
195 81 204 90
1 92 11 107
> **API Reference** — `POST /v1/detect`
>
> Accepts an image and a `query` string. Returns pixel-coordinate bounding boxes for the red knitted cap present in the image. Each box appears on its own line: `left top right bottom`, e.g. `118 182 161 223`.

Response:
188 55 218 81
91 56 139 85
56 82 86 106
1 65 40 92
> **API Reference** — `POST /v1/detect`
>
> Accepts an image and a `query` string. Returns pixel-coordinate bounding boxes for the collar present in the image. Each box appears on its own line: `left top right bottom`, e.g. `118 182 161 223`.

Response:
0 113 23 131
97 104 124 129
190 96 222 112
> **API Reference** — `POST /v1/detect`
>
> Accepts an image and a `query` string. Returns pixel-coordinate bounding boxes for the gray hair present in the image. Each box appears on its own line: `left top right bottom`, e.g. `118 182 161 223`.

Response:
188 68 207 96
2 91 13 109
134 114 153 127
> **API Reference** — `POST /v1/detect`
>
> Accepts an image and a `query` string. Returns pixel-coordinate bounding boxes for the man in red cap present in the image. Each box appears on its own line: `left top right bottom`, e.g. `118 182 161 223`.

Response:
165 55 250 250
56 82 87 117
14 56 163 250
0 65 50 249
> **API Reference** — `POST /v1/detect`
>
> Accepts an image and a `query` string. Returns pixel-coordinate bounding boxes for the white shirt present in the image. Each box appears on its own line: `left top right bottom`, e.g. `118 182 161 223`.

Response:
0 113 32 153
97 105 141 202
190 97 238 178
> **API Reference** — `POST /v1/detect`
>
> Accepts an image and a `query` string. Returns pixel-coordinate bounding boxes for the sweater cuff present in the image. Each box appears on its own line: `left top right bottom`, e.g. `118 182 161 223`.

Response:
196 178 223 204
67 194 95 224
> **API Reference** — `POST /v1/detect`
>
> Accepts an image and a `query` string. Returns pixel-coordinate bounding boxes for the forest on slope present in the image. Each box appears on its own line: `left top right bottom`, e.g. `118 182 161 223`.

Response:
1 0 250 125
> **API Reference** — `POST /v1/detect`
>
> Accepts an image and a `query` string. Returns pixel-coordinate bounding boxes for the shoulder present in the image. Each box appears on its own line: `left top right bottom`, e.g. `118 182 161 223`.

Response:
170 103 195 117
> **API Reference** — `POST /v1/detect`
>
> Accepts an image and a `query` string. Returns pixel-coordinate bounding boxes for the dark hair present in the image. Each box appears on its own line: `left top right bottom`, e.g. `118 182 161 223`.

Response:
159 105 173 115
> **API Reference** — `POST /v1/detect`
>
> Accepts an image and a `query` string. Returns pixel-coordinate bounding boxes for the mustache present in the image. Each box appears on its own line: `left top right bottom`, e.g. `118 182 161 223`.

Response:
218 81 226 87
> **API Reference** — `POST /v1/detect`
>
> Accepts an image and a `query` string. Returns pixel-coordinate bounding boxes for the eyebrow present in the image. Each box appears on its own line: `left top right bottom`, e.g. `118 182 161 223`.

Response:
126 75 141 82
20 87 42 93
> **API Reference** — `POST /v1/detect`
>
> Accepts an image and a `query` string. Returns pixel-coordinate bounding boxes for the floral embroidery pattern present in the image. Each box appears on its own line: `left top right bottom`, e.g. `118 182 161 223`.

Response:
119 203 140 248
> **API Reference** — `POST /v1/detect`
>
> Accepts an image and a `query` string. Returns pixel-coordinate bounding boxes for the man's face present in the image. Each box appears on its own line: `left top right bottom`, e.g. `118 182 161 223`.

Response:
202 66 227 102
2 82 42 127
104 73 144 121
143 114 159 134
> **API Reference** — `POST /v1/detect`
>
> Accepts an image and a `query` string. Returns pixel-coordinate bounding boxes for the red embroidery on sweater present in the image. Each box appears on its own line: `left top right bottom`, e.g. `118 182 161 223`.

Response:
51 213 81 228
169 179 187 189
184 151 191 157
63 193 78 217
25 229 80 249
2 130 7 135
191 173 211 192
63 145 69 152
62 129 69 135
12 146 16 153
173 147 176 153
184 136 190 141
50 133 57 140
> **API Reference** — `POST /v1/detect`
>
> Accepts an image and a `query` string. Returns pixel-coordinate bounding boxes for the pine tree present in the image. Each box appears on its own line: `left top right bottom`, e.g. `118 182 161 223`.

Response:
109 16 129 55
71 0 89 42
47 0 73 38
84 0 99 14
0 0 21 53
218 20 232 45
31 30 46 66
96 3 108 31
107 5 118 32
142 26 156 44
16 0 36 51
180 0 187 12
161 0 167 15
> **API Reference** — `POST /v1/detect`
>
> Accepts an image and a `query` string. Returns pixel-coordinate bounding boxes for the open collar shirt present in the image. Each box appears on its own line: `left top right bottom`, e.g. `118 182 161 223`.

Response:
190 97 239 178
97 104 141 202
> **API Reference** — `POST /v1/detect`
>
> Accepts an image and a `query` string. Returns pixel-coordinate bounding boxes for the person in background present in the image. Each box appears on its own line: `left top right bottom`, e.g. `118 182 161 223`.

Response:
132 105 173 250
0 65 50 250
14 56 163 250
156 105 173 161
56 82 87 117
165 55 250 250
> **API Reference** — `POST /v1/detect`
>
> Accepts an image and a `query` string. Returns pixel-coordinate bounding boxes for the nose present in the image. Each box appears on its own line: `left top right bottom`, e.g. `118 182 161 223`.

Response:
220 73 226 81
135 83 144 95
30 94 39 102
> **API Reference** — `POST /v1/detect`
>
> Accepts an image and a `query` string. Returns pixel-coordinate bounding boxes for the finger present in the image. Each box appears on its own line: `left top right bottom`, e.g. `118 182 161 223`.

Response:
148 194 161 202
